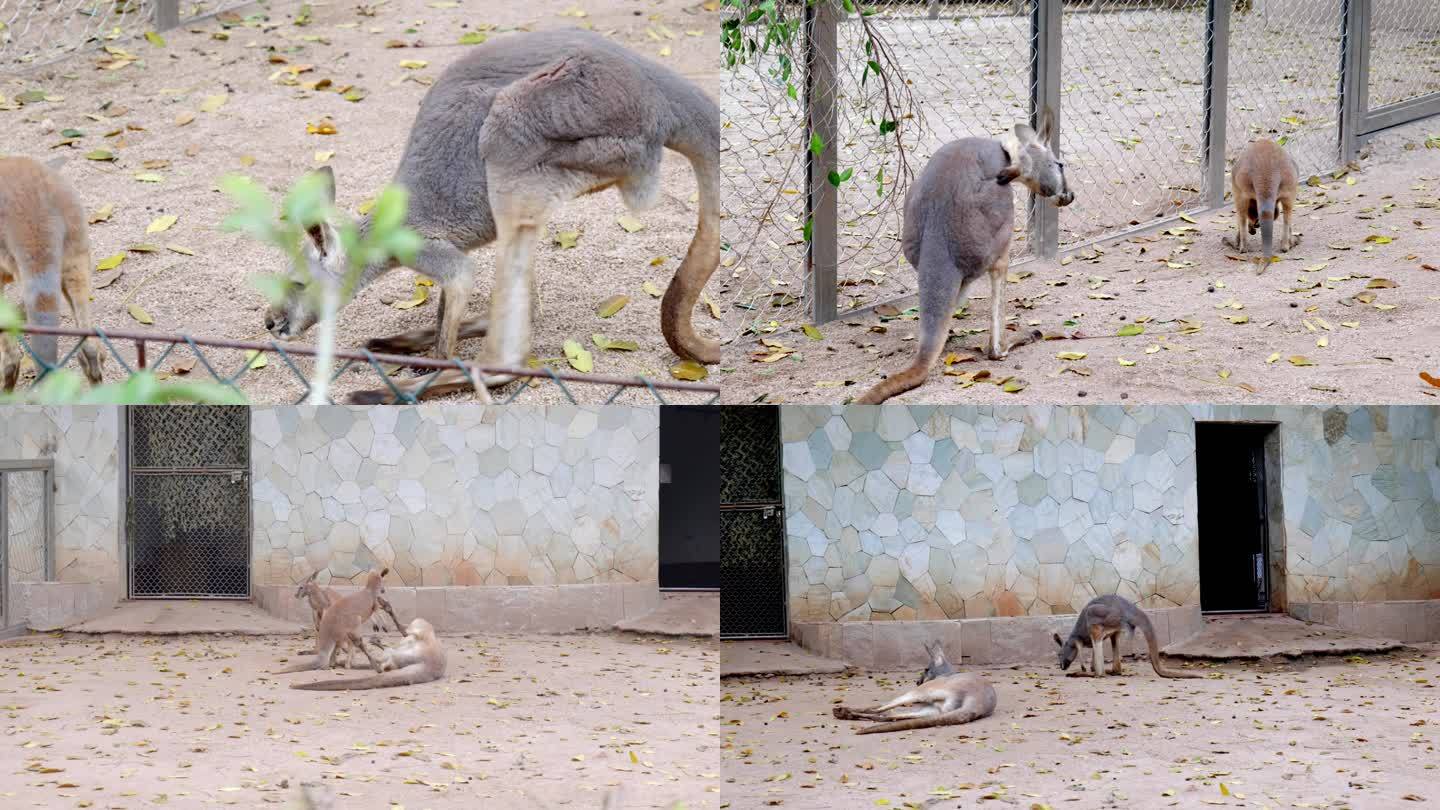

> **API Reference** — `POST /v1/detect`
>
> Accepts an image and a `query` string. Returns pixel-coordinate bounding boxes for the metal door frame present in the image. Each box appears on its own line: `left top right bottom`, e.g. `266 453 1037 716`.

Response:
124 406 253 600
1196 421 1274 615
719 405 789 639
1341 0 1440 157
0 459 55 637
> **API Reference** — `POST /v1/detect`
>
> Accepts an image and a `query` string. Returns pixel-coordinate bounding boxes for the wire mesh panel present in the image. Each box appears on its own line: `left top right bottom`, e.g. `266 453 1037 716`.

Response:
1056 1 1212 249
720 405 781 504
1 465 51 630
720 508 788 637
1367 0 1440 108
1226 0 1343 181
128 406 250 598
0 0 255 72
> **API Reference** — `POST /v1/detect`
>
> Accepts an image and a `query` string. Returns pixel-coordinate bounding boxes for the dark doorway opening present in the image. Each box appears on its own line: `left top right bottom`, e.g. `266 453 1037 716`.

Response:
659 406 720 590
719 406 787 638
1196 423 1275 613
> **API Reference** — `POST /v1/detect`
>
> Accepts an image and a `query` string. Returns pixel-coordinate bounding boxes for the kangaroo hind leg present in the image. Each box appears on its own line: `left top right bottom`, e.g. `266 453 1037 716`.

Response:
855 251 970 404
60 251 102 384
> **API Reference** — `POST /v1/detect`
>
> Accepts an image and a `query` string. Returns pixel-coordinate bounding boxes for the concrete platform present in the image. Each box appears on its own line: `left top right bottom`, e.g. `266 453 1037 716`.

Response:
721 640 848 678
1164 614 1405 660
66 600 305 635
614 592 719 637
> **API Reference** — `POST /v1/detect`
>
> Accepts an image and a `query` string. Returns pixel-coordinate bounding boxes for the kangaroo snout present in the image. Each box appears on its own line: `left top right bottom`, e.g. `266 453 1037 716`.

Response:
1054 187 1075 207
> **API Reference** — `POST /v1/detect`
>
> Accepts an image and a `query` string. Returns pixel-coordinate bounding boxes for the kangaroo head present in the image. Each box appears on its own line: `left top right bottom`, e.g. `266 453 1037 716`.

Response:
999 110 1074 207
1053 631 1078 671
365 567 390 595
294 571 319 599
407 617 434 641
916 641 957 685
264 166 349 340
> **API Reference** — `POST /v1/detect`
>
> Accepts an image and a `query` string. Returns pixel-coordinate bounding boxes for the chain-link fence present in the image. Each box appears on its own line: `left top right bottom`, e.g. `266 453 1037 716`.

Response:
0 460 54 634
0 0 256 72
722 0 1440 333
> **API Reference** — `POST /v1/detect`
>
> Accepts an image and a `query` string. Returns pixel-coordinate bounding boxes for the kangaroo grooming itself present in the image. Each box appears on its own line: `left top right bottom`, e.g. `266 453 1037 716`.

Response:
0 157 104 391
856 113 1074 404
292 618 445 690
1053 594 1201 679
293 571 402 664
1226 139 1297 272
262 28 720 403
831 641 997 734
275 568 388 674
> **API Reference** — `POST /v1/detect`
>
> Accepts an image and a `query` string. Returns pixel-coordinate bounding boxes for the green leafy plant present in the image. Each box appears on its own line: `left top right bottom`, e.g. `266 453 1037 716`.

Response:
221 173 422 404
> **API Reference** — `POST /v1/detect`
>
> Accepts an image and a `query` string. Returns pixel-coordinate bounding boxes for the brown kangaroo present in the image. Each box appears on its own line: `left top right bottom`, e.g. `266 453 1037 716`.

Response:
1053 594 1202 679
832 641 997 734
1227 139 1297 272
0 157 103 390
293 571 403 665
275 568 388 673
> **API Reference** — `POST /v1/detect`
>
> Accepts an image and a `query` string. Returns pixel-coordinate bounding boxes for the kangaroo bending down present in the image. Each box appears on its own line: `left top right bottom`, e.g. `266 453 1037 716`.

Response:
0 157 104 390
261 28 720 403
1226 139 1297 272
275 568 388 673
292 618 445 690
294 571 403 665
856 113 1074 404
1053 594 1201 679
832 641 997 734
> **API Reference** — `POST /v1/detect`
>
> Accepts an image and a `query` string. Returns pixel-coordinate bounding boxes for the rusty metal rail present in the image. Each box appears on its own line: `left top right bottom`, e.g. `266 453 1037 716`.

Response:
13 324 720 405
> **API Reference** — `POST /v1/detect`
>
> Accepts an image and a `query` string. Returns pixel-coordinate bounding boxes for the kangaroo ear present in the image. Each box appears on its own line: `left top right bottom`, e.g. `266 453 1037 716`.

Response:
312 165 336 203
1038 107 1055 142
1014 122 1037 145
1053 632 1064 647
380 567 390 578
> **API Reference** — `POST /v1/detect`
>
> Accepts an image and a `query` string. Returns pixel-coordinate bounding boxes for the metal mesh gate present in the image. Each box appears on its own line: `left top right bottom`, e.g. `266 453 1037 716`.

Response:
1 461 53 633
719 406 787 638
127 406 251 599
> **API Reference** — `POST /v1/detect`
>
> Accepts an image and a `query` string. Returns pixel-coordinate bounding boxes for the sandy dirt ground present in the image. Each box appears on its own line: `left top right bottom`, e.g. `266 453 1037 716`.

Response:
723 126 1440 404
0 631 718 808
721 645 1440 809
0 0 721 405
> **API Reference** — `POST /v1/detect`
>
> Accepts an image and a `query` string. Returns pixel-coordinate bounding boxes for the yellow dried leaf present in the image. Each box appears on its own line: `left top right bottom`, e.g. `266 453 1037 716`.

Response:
96 253 126 271
616 215 645 233
146 214 177 234
200 94 228 112
596 294 629 318
127 303 153 325
670 360 708 381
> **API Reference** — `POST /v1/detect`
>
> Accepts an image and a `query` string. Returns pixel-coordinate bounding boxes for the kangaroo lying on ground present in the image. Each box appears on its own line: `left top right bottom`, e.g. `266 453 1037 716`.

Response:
262 28 720 403
856 112 1074 404
1226 139 1297 272
275 568 388 673
0 157 104 390
293 571 403 665
292 617 445 690
1054 594 1202 679
832 641 997 734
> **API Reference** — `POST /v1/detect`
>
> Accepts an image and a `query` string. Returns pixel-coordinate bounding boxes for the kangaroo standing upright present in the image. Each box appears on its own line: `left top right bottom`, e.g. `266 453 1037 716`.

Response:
1227 139 1297 272
275 568 389 674
1053 594 1201 679
261 28 720 403
857 113 1074 404
0 157 104 390
831 641 997 734
292 618 446 691
293 571 402 664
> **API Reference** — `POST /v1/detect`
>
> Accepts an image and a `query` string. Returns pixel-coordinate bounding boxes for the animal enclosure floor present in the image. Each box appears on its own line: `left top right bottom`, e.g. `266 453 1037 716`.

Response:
0 0 719 404
724 128 1440 405
0 631 718 808
66 600 304 635
1165 614 1406 661
722 645 1440 809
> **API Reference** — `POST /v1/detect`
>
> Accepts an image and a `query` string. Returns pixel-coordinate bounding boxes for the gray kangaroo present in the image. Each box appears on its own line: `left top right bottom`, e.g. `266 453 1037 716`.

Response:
831 641 997 734
262 28 720 403
1226 139 1297 272
857 112 1074 404
1053 594 1201 679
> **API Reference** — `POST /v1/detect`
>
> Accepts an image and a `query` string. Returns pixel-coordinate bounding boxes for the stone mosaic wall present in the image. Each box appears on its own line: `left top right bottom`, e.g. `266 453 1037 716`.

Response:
780 405 1440 624
780 405 1202 622
250 405 660 588
0 407 122 601
1197 405 1440 603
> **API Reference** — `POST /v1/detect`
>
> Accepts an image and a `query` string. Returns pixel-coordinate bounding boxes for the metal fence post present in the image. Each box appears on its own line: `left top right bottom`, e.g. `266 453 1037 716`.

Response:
154 0 181 32
806 1 840 325
42 464 54 581
1202 0 1232 209
1338 0 1371 163
1029 0 1062 260
1 472 7 629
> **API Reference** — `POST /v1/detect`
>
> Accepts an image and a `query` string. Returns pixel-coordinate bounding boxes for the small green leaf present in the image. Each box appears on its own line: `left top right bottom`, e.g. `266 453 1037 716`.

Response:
591 334 639 352
127 303 154 325
1116 323 1144 337
670 360 708 381
96 253 126 272
85 149 114 161
61 128 84 138
801 324 823 341
145 30 166 47
595 294 629 318
562 339 593 373
458 31 487 45
809 133 824 157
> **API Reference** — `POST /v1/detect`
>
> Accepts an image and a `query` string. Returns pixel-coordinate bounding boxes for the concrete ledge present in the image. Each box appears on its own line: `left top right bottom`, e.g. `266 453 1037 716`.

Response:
615 592 718 636
1290 600 1440 643
13 582 110 631
255 582 660 634
790 605 1203 670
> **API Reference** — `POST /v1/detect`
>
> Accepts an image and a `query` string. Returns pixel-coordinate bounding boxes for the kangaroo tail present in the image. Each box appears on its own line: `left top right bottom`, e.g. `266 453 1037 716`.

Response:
1132 611 1202 679
273 658 321 674
291 663 436 691
1257 179 1279 267
855 703 992 735
274 642 331 674
16 242 63 368
856 234 957 405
